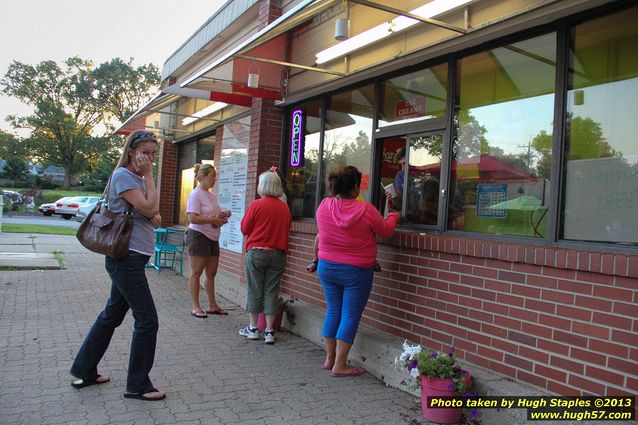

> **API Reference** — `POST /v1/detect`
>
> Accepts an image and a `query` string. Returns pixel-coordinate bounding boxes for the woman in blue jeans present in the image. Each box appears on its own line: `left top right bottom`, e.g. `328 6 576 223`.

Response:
316 166 400 377
70 130 166 401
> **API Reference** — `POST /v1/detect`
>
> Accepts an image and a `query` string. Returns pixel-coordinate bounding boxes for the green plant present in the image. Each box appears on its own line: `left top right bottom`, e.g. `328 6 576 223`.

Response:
396 340 481 424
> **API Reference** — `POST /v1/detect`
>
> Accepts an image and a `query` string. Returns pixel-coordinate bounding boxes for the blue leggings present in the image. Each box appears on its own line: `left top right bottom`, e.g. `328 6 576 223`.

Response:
318 260 374 344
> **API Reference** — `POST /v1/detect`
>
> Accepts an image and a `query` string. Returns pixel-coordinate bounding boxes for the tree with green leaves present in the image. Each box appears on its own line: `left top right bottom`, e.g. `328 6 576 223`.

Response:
531 114 617 178
93 58 160 125
0 130 28 159
1 57 159 189
0 156 30 180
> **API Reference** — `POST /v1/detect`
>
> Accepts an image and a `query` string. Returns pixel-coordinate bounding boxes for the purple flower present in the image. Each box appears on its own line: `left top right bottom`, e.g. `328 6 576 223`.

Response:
447 382 454 391
469 408 479 420
408 359 418 370
430 352 438 359
400 380 407 386
447 346 455 356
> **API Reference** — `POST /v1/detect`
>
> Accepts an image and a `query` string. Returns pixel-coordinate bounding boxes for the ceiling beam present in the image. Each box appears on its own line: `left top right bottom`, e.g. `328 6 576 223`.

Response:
348 0 467 34
235 54 346 77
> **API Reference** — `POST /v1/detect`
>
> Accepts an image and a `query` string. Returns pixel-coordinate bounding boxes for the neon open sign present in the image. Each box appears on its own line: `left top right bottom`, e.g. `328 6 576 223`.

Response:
290 109 304 167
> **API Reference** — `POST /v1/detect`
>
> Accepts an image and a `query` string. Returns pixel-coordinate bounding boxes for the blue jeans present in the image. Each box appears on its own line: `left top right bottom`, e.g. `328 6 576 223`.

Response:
70 252 159 393
318 260 374 344
244 249 286 315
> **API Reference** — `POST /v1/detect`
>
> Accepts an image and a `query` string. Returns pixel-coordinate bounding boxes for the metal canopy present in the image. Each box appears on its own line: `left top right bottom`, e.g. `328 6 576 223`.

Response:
180 0 338 88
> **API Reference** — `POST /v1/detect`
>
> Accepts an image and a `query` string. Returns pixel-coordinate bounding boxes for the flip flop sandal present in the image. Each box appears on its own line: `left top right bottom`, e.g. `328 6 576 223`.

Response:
191 311 208 318
330 367 366 378
71 375 110 389
206 309 228 315
123 388 166 401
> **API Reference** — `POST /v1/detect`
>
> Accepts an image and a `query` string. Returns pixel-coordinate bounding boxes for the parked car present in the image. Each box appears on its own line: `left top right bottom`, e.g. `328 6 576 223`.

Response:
55 196 100 220
75 201 100 223
38 197 72 216
38 202 58 216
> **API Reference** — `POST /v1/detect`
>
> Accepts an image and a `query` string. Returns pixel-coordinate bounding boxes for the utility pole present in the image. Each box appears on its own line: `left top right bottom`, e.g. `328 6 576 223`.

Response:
516 136 533 172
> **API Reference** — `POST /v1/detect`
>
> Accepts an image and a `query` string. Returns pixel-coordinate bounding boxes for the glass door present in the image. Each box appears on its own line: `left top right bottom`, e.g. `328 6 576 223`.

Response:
377 132 444 228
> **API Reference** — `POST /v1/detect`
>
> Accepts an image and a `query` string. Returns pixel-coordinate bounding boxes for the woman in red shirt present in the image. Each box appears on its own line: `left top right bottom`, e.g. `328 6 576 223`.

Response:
239 169 291 344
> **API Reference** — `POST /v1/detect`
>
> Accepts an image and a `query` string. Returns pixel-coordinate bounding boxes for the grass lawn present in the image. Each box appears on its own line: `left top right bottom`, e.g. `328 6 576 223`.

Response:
1 223 78 235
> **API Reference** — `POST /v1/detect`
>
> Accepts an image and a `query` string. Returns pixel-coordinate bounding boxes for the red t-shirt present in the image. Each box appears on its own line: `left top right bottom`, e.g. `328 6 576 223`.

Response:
241 196 291 252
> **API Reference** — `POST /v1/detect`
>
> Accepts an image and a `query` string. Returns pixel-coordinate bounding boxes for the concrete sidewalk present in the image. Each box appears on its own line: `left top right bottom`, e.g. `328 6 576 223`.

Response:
0 232 631 425
0 233 424 425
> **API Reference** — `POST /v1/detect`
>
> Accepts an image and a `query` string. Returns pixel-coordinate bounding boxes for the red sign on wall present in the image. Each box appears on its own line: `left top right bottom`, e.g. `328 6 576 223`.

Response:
395 96 427 120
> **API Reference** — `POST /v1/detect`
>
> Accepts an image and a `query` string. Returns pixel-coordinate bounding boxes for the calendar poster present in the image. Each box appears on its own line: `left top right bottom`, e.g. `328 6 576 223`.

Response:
476 183 508 218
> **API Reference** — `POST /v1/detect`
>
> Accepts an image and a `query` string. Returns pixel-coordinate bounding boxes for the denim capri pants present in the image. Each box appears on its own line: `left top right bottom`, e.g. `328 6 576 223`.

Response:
244 248 286 315
318 259 374 344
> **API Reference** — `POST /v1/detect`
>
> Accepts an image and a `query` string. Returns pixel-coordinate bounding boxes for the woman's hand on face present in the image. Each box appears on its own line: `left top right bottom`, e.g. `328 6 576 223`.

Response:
135 152 153 175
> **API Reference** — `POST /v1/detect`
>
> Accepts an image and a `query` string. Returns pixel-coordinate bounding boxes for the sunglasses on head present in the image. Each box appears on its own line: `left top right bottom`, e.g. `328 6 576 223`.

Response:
131 131 157 146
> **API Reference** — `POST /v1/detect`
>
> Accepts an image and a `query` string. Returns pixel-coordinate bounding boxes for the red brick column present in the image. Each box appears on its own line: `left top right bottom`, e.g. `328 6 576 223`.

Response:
244 0 283 208
157 139 177 227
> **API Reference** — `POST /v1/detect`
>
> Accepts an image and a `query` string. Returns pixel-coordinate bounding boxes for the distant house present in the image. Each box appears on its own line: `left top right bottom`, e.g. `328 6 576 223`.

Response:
40 165 65 182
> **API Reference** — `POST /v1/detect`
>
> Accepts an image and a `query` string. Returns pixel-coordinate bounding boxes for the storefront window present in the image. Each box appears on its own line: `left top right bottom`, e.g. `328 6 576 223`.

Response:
562 7 638 245
322 85 375 200
286 100 322 218
449 33 556 237
379 63 448 127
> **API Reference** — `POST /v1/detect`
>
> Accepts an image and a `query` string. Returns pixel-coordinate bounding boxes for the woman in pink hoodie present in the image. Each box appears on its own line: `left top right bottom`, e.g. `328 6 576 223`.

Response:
316 166 400 377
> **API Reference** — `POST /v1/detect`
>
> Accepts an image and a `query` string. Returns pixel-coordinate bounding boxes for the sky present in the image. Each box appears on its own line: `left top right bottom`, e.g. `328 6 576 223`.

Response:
0 0 226 136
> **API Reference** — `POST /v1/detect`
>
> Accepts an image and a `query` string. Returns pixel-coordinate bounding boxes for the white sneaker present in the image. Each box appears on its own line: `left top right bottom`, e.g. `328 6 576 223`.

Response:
239 326 259 340
264 330 275 344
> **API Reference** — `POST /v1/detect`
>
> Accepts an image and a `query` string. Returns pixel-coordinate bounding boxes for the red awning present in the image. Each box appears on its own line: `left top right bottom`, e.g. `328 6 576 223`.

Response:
418 155 537 182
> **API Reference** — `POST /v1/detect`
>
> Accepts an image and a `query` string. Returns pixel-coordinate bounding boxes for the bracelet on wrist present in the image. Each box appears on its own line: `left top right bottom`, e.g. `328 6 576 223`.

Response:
311 259 318 264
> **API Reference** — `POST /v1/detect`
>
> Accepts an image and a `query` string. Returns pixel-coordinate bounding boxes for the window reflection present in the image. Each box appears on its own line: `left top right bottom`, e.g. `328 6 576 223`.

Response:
379 63 448 127
449 33 556 237
562 7 638 245
322 85 375 201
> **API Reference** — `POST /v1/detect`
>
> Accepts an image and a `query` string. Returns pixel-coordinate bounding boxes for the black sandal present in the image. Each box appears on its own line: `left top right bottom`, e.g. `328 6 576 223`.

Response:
123 388 166 401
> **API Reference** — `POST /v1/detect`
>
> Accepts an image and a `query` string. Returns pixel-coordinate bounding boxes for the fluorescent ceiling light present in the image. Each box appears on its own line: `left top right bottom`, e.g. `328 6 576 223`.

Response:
182 102 228 126
316 0 472 64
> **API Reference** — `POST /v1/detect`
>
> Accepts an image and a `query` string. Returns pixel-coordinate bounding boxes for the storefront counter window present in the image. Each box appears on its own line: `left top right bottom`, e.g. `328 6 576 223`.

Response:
448 32 556 238
562 7 638 245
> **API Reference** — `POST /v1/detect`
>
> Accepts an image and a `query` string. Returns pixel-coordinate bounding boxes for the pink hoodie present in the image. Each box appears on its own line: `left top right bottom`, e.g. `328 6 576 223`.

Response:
316 197 400 268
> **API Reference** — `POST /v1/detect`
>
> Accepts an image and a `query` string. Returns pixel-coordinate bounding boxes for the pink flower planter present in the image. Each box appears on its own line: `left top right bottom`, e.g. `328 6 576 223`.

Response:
420 371 471 424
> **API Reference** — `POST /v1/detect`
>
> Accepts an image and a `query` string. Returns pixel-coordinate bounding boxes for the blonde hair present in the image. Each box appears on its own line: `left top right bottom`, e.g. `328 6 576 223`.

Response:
257 170 283 197
194 163 216 182
115 130 158 169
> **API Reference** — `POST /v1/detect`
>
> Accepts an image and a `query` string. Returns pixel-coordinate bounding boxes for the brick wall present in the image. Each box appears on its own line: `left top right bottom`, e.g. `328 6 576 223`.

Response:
275 223 638 398
157 139 177 227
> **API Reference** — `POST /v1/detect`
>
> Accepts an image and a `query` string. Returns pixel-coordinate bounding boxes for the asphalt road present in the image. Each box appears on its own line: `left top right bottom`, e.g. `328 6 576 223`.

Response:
1 213 81 228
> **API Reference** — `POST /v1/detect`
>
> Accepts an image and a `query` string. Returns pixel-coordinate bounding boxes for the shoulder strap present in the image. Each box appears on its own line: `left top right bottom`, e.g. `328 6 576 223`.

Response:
104 168 134 214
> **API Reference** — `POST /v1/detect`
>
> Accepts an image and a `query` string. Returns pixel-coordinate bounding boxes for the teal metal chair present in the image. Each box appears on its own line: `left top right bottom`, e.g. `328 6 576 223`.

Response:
152 228 185 275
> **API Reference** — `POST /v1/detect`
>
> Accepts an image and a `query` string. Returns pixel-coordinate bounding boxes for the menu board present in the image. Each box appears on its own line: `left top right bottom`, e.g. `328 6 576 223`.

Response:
218 149 248 253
